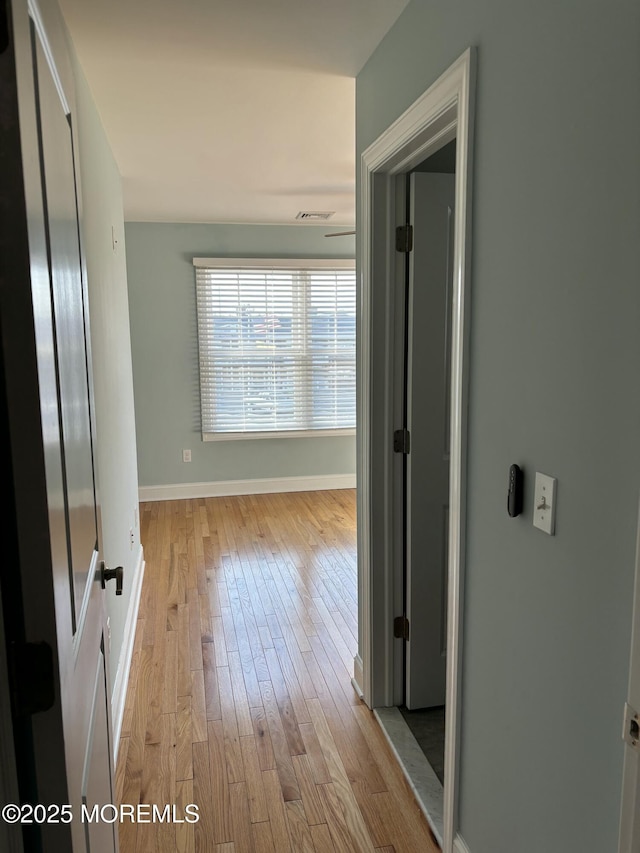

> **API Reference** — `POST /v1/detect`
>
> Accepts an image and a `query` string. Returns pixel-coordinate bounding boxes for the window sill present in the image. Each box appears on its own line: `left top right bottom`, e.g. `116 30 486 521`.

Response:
202 428 356 442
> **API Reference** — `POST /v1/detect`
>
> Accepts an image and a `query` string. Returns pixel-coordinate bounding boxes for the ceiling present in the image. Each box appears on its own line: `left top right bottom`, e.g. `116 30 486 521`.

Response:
58 0 410 226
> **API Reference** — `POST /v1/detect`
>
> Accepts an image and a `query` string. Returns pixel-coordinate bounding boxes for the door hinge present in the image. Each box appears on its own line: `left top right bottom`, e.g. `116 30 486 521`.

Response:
395 224 413 253
393 428 410 454
394 615 410 641
9 641 55 717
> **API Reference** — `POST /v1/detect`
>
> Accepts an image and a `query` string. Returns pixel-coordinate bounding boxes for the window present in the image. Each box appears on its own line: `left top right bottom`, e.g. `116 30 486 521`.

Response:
194 258 356 440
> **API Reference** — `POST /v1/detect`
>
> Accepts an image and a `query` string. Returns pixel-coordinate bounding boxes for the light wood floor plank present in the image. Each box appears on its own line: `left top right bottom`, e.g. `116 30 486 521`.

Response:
203 642 222 722
250 821 276 853
298 722 331 785
309 822 336 853
306 699 375 852
249 705 275 772
273 635 316 701
229 781 254 853
351 781 393 849
176 695 193 781
188 587 204 671
292 753 325 826
264 647 307 754
176 778 195 853
258 680 300 801
228 650 255 736
177 603 192 697
162 629 178 714
317 782 358 853
192 740 215 853
218 665 244 785
239 735 269 824
136 740 162 853
284 799 315 853
158 713 177 851
211 614 229 668
208 719 232 844
260 769 292 853
190 669 208 744
200 592 214 644
116 491 438 853
115 735 129 805
266 643 311 726
121 619 145 738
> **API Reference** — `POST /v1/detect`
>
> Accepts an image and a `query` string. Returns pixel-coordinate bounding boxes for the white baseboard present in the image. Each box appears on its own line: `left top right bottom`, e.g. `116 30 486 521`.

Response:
139 473 357 502
454 835 471 853
112 545 145 761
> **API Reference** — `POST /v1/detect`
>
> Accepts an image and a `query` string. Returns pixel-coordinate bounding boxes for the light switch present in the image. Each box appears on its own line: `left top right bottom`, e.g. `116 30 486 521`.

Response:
533 472 557 535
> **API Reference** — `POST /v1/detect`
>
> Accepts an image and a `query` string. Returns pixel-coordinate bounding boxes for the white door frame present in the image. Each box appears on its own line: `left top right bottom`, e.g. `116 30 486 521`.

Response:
355 48 476 853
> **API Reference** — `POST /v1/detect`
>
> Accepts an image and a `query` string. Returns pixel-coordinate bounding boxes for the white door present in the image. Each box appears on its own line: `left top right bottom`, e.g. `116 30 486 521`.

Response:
1 4 118 850
405 171 455 710
619 504 640 852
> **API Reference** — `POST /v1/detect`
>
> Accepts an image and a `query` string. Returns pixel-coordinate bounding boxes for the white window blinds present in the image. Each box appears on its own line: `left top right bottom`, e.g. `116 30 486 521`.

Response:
194 258 356 438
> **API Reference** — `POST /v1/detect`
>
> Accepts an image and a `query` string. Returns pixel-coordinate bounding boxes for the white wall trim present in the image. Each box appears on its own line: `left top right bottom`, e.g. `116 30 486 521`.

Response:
193 257 355 269
112 545 145 761
202 428 356 442
454 836 471 853
358 46 476 853
139 473 356 503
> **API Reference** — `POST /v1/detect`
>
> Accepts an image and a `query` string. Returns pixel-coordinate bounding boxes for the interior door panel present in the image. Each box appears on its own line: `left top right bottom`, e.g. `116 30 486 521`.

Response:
34 31 97 627
405 171 455 711
26 11 116 852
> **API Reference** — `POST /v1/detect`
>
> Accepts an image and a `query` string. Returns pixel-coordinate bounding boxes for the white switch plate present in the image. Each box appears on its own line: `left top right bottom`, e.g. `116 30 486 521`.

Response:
533 472 557 535
182 449 191 463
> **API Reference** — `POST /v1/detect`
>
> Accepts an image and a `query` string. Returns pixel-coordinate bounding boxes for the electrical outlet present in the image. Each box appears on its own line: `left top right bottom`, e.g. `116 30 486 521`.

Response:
130 527 135 549
183 449 192 463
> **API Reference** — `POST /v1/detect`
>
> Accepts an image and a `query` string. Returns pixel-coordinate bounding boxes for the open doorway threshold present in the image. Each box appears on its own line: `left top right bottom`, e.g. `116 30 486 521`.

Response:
374 707 444 847
399 705 445 784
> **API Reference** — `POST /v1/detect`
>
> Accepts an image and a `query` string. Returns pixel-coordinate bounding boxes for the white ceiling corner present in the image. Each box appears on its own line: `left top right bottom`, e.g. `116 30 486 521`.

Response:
58 0 410 225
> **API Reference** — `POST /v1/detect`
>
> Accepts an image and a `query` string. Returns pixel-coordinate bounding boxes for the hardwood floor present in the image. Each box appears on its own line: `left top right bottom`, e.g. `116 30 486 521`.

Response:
116 490 439 853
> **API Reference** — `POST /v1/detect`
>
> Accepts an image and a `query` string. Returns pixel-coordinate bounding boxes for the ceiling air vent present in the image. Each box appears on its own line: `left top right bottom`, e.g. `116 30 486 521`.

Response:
295 211 335 221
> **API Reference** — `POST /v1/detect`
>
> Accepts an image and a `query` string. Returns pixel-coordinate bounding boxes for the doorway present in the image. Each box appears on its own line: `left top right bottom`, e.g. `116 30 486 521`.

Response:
400 140 456 788
356 48 475 853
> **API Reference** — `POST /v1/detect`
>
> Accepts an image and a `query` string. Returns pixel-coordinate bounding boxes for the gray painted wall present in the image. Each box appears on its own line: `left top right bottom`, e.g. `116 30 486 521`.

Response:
125 222 356 488
72 55 141 700
357 2 640 852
